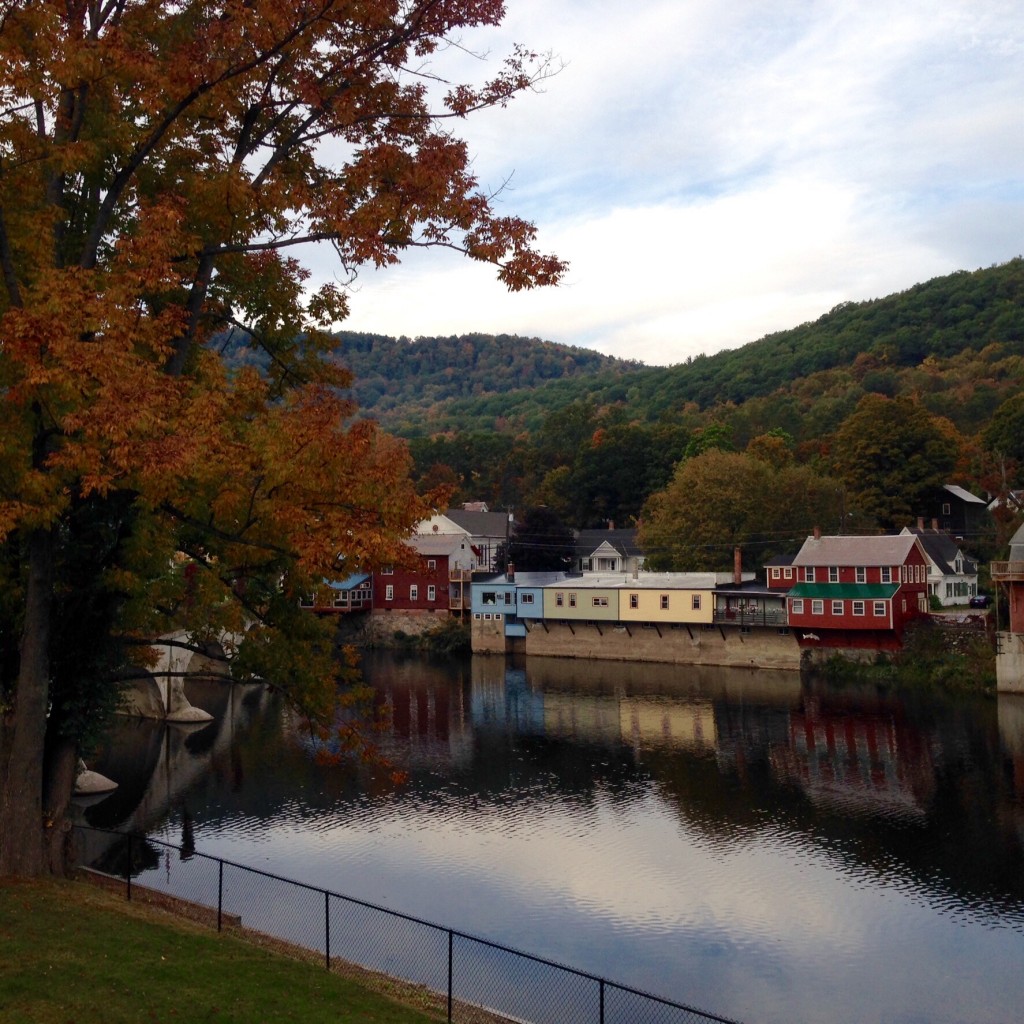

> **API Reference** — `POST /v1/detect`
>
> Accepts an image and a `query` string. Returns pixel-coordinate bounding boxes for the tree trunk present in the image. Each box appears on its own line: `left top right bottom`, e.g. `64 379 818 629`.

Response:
0 529 54 876
43 734 79 876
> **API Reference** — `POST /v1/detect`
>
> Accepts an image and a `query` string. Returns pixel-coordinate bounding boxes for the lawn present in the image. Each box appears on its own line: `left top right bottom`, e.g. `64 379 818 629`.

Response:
0 876 442 1024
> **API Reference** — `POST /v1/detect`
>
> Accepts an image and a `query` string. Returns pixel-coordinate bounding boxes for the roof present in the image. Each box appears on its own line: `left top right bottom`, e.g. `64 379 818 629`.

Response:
943 484 986 505
574 528 643 558
476 571 573 588
901 527 978 576
789 583 899 600
444 509 512 537
546 572 728 590
323 573 370 591
793 534 922 567
764 554 796 567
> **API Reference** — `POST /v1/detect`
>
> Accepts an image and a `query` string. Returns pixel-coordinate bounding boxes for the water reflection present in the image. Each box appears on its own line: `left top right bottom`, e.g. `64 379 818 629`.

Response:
79 653 1024 1024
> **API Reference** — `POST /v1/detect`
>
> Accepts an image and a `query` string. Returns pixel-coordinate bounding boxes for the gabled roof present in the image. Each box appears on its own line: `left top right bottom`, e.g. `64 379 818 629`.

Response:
943 484 986 505
764 553 796 567
574 528 643 558
793 534 922 567
444 509 511 537
901 527 977 576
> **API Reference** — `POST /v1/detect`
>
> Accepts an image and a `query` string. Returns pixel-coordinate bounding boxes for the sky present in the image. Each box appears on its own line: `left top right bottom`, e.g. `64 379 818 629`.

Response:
327 0 1024 367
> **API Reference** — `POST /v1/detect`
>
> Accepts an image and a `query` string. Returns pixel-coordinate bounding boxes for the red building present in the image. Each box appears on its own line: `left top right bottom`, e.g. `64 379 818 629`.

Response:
785 533 929 651
372 551 451 615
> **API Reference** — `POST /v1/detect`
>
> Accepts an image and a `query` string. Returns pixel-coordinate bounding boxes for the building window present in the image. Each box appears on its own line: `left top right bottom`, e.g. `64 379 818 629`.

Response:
778 627 790 635
385 585 394 601
427 559 436 570
299 594 315 608
504 592 513 605
784 567 793 580
856 567 866 584
427 585 436 601
692 594 701 610
582 558 592 571
592 596 608 607
942 502 951 515
791 598 804 614
811 599 824 615
660 594 669 610
521 593 534 605
831 600 843 615
569 593 577 607
556 593 564 607
804 567 816 582
381 565 394 575
482 591 496 605
873 601 886 616
881 567 892 584
409 585 418 601
852 600 865 616
629 593 639 609
829 567 839 583
770 568 779 581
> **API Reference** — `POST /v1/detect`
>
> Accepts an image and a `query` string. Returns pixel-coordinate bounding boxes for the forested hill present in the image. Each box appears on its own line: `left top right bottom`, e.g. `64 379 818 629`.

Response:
332 331 640 426
335 259 1024 437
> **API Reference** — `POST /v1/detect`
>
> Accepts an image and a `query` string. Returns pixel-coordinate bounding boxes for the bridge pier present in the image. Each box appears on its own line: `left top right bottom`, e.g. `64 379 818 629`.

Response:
119 631 236 722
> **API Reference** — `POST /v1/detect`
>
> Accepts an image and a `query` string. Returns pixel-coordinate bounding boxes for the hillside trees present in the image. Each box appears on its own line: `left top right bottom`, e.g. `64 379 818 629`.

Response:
830 396 959 529
0 0 564 876
497 505 575 572
640 450 841 571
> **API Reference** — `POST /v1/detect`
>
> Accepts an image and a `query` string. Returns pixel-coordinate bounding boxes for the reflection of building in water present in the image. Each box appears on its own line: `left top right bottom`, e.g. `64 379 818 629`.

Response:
771 698 935 821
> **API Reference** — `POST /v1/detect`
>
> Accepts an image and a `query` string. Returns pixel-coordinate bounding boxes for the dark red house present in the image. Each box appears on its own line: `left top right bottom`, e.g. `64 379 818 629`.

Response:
786 533 929 651
372 550 451 615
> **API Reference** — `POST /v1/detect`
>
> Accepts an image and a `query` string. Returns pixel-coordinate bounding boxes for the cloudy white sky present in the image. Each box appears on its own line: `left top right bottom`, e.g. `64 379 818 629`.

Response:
332 0 1024 367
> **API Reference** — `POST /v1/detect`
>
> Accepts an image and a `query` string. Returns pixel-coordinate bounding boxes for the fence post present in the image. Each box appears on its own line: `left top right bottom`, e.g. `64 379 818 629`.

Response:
600 979 605 1024
217 860 224 932
126 833 132 902
447 930 454 1023
325 891 331 971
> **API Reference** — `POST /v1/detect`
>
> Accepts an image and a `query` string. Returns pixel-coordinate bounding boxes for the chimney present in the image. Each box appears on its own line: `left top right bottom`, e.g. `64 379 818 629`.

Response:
931 518 938 531
917 517 925 531
506 561 515 583
733 546 742 586
607 519 615 530
813 525 821 540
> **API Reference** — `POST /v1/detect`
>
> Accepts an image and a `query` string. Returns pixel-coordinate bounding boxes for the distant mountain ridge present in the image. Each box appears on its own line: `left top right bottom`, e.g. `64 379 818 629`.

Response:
335 259 1024 437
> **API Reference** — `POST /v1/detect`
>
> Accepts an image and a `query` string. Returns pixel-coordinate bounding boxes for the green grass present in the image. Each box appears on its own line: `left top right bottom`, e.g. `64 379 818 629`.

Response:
0 877 441 1024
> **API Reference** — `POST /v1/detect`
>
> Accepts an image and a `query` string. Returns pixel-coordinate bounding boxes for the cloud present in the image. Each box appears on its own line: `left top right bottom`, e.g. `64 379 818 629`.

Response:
314 0 1024 366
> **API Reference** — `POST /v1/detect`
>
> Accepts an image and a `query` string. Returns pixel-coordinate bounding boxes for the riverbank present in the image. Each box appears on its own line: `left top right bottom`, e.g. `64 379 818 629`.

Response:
809 618 997 693
0 876 442 1023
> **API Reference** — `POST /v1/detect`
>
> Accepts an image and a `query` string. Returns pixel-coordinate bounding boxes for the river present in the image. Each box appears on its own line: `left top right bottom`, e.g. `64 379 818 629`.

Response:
78 651 1024 1024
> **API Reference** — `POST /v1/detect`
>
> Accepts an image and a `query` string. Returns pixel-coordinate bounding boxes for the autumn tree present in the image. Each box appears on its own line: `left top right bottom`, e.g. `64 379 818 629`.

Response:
0 0 564 876
640 450 841 570
830 395 959 529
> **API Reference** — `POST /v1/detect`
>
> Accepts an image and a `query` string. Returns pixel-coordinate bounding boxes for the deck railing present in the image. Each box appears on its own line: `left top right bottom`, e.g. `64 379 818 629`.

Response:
991 561 1024 581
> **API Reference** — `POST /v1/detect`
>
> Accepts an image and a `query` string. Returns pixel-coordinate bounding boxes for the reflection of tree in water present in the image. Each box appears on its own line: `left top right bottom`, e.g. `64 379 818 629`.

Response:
90 833 161 879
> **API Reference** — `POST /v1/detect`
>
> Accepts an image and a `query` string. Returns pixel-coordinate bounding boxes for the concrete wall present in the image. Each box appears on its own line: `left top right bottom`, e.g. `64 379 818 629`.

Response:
997 631 1024 694
472 618 800 670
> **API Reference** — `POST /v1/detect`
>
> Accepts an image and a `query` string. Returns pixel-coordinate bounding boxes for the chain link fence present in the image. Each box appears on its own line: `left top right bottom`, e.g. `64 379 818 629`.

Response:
74 825 741 1024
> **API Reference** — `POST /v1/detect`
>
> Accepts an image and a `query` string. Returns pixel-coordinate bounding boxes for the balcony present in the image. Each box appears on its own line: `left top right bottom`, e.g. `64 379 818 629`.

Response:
991 561 1024 582
713 607 789 628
